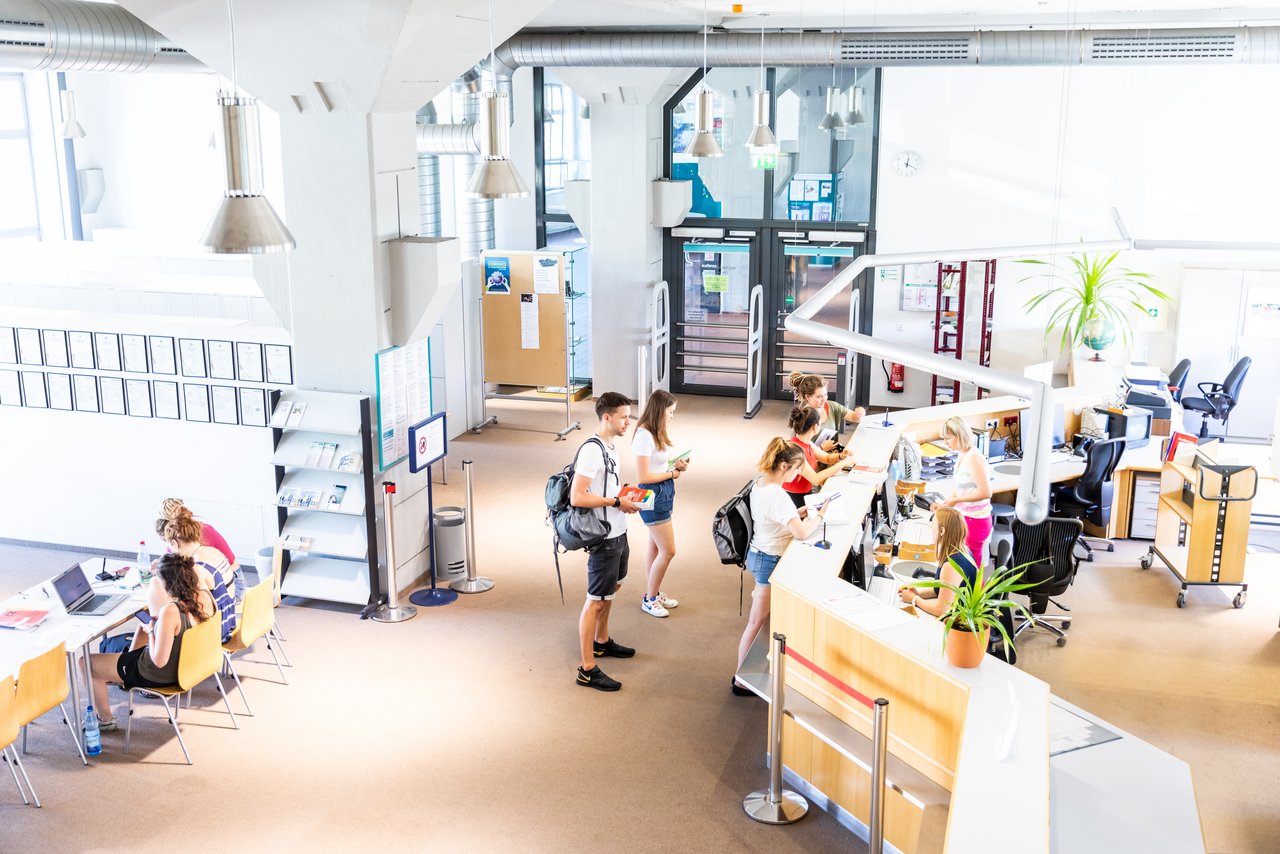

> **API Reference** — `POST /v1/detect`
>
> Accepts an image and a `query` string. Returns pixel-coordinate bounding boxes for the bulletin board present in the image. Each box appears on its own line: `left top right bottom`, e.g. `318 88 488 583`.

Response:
480 251 567 388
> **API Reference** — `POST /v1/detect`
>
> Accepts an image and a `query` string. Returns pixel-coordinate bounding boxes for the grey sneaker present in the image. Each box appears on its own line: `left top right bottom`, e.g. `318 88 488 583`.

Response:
97 717 119 732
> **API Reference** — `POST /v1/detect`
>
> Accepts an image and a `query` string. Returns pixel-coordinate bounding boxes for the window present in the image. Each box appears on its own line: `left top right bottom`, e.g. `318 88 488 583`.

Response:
0 74 40 241
542 71 590 217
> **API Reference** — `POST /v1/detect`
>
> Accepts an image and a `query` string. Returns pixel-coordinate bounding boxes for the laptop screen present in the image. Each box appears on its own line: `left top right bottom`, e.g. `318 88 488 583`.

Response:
53 564 92 609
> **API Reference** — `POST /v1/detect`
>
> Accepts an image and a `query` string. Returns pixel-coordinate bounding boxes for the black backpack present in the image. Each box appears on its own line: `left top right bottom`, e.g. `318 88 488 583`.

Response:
545 437 615 603
712 479 756 567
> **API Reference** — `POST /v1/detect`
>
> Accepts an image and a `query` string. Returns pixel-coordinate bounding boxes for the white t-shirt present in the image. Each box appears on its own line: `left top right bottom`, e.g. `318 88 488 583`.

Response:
632 427 672 481
574 437 626 537
749 480 800 556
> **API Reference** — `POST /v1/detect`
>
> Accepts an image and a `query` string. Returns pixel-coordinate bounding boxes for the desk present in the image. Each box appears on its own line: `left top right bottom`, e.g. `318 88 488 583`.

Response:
0 561 146 754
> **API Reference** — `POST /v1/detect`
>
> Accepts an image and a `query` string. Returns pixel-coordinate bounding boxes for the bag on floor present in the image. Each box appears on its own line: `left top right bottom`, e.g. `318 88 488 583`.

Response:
545 437 615 603
712 480 755 567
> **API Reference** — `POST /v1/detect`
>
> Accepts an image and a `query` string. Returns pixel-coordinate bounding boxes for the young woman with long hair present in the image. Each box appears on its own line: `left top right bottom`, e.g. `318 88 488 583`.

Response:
161 511 242 643
898 507 980 617
88 553 214 730
932 416 993 568
733 438 830 696
631 389 689 618
788 371 866 453
782 404 854 508
156 497 236 568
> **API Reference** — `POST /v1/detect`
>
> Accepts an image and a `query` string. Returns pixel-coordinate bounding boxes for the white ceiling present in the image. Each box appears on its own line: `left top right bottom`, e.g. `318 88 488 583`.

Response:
530 0 1280 30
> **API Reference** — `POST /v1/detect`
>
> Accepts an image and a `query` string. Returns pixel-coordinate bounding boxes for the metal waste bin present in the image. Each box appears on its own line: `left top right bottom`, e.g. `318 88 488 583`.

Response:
432 506 468 580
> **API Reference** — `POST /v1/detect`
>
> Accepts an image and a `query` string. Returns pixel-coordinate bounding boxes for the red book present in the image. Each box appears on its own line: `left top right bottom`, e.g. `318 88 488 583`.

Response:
618 485 655 510
1164 431 1197 462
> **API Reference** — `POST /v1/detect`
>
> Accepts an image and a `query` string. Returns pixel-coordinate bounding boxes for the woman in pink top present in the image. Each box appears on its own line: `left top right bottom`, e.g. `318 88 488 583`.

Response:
157 497 235 566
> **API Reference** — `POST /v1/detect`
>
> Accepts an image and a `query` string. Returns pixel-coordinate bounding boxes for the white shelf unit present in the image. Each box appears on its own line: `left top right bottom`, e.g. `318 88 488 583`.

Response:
271 390 380 607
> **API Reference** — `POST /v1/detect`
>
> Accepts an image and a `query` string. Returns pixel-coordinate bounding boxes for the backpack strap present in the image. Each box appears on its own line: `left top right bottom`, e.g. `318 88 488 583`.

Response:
573 436 616 499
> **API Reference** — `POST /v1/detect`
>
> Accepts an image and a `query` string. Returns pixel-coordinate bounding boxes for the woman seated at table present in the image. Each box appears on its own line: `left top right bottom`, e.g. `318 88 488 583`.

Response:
156 498 237 581
788 371 866 452
898 507 979 618
161 511 241 643
782 404 855 509
734 438 831 696
89 553 213 730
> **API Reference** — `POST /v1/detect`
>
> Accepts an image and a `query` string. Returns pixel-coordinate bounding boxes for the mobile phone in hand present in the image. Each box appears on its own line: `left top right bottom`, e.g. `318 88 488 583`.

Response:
136 610 154 625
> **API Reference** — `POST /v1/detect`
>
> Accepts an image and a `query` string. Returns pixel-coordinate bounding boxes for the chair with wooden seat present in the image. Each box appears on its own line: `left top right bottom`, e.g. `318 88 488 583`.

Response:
15 643 86 767
1 675 38 807
222 580 288 716
125 609 238 765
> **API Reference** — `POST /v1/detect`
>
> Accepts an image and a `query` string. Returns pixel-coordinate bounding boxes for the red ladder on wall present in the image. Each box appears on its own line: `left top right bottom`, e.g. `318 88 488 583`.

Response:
929 259 997 406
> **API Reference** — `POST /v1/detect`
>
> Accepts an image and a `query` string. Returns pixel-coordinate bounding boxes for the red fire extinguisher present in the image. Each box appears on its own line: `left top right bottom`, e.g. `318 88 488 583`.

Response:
884 361 905 394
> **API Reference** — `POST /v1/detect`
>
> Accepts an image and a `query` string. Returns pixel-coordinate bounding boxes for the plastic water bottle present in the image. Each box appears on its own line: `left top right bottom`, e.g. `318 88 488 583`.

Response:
137 540 151 582
83 705 102 756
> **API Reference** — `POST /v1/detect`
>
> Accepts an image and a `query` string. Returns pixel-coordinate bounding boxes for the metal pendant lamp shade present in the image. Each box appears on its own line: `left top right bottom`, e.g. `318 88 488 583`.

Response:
60 90 85 139
818 86 846 130
467 91 530 199
744 89 778 153
201 94 295 254
687 89 723 158
843 86 866 125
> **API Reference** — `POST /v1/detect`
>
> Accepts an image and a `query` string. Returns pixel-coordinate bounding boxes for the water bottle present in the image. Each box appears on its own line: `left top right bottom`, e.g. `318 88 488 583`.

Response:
83 705 102 756
137 540 151 582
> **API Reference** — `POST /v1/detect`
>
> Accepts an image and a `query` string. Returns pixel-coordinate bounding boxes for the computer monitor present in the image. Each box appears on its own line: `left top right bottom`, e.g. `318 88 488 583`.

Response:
1018 403 1066 453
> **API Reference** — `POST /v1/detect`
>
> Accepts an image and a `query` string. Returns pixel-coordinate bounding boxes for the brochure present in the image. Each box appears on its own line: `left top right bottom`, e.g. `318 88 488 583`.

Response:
666 449 693 471
337 451 363 473
269 399 294 428
0 609 49 631
285 401 307 428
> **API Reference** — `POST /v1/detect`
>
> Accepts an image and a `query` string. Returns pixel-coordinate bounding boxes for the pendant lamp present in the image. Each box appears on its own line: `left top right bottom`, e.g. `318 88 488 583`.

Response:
818 86 845 131
201 0 294 254
689 0 723 158
467 90 530 199
60 90 85 139
467 0 531 198
744 17 778 155
843 86 866 125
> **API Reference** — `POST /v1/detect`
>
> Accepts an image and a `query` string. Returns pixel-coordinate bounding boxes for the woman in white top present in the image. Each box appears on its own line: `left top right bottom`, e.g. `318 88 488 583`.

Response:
734 438 829 696
931 416 994 568
632 390 689 618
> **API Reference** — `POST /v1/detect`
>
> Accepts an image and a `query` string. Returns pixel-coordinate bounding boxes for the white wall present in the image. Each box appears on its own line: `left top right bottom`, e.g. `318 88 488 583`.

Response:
871 63 1280 408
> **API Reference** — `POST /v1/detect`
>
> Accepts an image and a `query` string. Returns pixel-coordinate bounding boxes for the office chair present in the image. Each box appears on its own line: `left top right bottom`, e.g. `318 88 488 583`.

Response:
987 539 1017 664
1010 517 1083 647
1181 356 1251 439
1166 358 1191 404
1051 437 1127 562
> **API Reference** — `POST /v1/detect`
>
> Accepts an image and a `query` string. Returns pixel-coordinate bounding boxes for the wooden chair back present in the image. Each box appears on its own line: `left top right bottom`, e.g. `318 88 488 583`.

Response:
14 643 68 726
227 581 272 651
0 676 17 750
177 610 223 693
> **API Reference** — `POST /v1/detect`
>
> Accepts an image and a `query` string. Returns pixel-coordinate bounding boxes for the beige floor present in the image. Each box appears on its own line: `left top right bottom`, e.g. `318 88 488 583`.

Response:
2 393 1278 853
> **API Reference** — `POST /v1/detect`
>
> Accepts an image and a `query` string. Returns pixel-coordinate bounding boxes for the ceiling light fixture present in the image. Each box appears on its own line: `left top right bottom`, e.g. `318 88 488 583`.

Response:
466 0 531 198
200 0 295 254
60 90 85 139
688 0 723 158
744 15 778 155
820 2 846 131
843 85 866 125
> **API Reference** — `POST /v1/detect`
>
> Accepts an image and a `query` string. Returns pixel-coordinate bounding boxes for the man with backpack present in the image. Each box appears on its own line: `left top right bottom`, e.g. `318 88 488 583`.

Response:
571 391 642 691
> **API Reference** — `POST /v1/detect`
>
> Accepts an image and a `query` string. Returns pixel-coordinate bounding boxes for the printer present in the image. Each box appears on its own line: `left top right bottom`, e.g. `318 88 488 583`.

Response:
1122 363 1173 420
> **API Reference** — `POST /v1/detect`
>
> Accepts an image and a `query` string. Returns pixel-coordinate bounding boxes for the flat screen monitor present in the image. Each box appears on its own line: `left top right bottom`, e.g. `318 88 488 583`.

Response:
1019 404 1066 452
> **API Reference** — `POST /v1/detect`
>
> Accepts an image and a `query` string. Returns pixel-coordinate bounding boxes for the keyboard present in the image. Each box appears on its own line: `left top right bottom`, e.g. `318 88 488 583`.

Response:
72 594 115 613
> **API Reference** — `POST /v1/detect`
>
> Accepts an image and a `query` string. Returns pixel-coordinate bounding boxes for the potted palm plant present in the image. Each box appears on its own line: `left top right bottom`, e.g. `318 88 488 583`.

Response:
912 566 1034 668
1021 251 1170 361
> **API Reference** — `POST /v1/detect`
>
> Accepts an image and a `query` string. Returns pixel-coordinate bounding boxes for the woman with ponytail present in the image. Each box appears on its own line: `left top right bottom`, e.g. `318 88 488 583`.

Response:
788 371 865 452
89 553 215 730
898 507 980 617
733 438 831 696
157 498 235 567
782 404 854 508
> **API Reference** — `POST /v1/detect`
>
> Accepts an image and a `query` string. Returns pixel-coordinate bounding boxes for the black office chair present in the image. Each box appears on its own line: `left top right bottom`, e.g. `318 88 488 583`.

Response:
987 539 1018 664
1010 517 1083 647
1166 358 1191 404
1052 437 1127 562
1181 356 1251 439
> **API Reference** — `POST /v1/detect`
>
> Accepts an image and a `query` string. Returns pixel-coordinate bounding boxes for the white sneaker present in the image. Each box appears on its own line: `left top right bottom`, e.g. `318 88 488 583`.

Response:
641 596 669 618
656 591 679 609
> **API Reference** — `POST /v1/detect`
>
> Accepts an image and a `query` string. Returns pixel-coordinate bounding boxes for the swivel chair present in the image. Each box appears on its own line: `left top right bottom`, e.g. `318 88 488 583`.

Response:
1010 517 1083 647
1052 437 1127 562
1166 358 1191 404
987 539 1017 664
1181 356 1251 439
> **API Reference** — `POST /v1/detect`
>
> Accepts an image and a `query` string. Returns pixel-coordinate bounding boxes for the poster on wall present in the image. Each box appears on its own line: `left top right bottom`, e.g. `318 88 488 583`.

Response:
41 330 69 368
16 328 42 366
94 332 122 371
120 334 149 374
125 379 153 417
20 372 47 408
0 370 20 406
520 294 540 350
0 328 15 364
99 377 126 414
533 257 560 295
46 373 72 410
235 342 265 383
154 381 180 420
68 331 95 369
179 338 207 378
264 344 293 385
238 387 267 427
483 256 511 294
374 338 432 470
72 375 99 412
208 340 235 379
901 284 937 312
211 385 239 424
149 336 177 375
183 384 210 423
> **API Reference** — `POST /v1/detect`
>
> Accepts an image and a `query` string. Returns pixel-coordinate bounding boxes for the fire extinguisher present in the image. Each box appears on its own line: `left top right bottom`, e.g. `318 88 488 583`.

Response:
883 361 905 394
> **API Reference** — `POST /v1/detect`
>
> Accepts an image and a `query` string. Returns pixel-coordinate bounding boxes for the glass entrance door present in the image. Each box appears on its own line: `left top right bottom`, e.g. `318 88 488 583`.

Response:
769 236 869 403
673 238 759 394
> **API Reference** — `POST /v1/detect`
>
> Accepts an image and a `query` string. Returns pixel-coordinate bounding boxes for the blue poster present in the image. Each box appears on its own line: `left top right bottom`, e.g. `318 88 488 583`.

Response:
483 256 511 294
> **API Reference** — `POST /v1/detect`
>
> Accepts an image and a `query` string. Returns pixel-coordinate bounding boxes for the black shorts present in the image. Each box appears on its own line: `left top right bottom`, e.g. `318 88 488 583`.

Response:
586 534 629 601
116 647 178 691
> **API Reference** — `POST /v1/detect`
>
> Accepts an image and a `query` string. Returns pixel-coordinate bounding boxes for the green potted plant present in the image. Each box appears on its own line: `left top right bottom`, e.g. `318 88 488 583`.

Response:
1020 251 1170 361
912 566 1035 668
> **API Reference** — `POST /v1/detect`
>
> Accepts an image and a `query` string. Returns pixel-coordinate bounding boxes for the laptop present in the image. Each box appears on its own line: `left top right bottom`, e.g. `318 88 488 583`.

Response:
52 564 128 616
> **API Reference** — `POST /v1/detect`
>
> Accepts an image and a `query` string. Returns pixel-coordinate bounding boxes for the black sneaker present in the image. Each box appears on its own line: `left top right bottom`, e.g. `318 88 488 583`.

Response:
577 665 621 692
592 638 635 659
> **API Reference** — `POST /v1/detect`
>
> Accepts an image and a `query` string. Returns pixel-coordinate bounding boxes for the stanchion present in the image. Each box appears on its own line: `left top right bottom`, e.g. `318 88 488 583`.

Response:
869 698 889 854
743 632 808 825
371 483 417 623
451 459 494 594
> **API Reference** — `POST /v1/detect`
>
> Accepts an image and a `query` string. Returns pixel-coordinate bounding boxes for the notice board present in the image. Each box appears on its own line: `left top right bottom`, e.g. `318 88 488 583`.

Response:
480 251 566 388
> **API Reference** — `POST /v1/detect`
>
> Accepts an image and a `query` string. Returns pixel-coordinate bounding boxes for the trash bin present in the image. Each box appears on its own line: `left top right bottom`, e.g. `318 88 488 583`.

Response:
433 506 468 581
254 546 274 584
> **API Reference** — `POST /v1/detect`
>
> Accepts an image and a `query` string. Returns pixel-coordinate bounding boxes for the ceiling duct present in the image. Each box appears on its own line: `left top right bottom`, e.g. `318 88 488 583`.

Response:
0 0 200 72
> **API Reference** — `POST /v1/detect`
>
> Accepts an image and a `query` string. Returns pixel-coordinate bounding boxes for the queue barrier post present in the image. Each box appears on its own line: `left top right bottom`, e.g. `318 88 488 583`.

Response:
371 482 417 623
743 632 808 825
870 698 889 854
451 459 495 594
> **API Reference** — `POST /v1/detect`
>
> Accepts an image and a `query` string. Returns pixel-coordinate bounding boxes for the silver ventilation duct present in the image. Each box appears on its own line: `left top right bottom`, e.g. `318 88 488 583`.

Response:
451 80 494 262
0 0 200 72
415 102 442 238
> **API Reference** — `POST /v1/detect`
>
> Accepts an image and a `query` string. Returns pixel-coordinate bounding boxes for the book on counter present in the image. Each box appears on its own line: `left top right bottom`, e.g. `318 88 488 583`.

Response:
618 485 655 511
0 609 49 631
